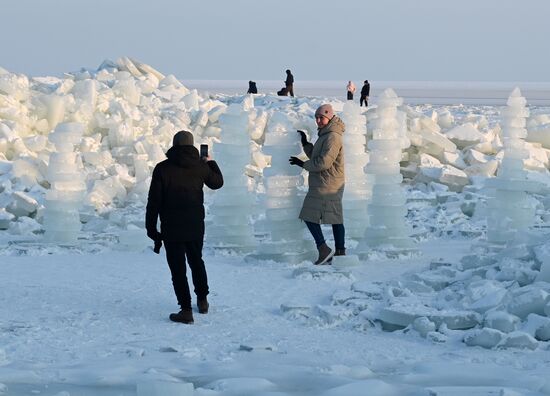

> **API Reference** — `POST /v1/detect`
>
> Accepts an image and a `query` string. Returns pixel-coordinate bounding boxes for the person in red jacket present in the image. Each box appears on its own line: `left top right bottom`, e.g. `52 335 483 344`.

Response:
146 130 223 324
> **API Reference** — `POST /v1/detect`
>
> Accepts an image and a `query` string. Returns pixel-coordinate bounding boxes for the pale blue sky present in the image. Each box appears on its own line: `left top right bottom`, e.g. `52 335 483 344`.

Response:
1 0 549 82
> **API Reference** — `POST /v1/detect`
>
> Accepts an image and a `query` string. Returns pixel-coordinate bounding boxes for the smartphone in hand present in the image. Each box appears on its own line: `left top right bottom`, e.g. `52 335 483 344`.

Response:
200 144 208 158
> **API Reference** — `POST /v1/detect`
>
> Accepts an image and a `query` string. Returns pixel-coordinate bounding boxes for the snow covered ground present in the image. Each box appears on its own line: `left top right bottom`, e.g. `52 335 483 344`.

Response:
1 59 550 395
1 240 549 396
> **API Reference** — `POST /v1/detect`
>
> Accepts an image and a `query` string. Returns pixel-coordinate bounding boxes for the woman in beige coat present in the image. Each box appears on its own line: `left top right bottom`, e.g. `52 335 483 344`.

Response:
289 104 346 265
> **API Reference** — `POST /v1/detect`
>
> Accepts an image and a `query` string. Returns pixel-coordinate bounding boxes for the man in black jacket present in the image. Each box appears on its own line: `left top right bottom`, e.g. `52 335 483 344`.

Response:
360 80 370 107
146 130 224 324
285 69 294 97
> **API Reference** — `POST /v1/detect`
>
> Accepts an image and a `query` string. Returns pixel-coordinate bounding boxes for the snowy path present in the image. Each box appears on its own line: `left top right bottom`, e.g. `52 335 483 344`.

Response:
0 239 548 395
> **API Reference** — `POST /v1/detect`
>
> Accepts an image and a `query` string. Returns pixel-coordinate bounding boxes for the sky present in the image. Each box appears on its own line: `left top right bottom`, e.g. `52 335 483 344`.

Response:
1 0 549 82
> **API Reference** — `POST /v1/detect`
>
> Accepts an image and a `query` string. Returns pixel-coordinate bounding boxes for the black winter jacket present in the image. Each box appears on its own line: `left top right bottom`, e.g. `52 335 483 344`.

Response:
285 72 294 86
146 145 224 242
361 83 370 97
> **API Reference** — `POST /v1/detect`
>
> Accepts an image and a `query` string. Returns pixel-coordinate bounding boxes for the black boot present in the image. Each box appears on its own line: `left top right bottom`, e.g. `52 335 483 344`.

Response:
314 243 334 265
169 309 194 324
335 249 346 256
197 298 209 314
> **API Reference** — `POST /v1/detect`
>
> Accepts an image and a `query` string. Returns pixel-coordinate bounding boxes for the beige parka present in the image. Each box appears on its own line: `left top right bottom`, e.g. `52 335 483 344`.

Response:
299 115 346 224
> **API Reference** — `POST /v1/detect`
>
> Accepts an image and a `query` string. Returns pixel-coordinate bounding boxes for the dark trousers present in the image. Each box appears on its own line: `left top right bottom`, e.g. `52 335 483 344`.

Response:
305 221 345 250
347 91 353 100
286 84 294 97
360 95 368 107
164 240 209 310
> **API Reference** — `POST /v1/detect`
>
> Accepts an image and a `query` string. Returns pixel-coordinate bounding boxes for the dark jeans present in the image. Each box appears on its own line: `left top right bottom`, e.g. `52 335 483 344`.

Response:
360 95 368 107
164 240 209 310
347 91 353 100
305 221 345 250
286 84 294 97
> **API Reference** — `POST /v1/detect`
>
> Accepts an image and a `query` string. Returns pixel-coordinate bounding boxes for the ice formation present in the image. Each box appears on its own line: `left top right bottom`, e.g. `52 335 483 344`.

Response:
1 60 550 272
248 112 312 263
282 245 550 350
356 89 414 256
340 101 371 240
43 122 86 243
484 88 541 247
207 103 256 252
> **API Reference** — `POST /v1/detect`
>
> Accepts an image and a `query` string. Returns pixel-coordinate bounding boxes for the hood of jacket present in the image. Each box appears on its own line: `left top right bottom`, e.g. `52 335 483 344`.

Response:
166 145 201 168
318 115 345 137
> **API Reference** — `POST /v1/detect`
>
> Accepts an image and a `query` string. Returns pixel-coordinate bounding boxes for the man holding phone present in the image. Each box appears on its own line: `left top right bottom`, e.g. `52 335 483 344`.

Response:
146 130 223 324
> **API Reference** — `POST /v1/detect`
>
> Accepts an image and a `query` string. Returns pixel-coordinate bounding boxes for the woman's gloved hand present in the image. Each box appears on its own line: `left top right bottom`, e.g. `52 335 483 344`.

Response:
289 156 304 167
297 130 308 146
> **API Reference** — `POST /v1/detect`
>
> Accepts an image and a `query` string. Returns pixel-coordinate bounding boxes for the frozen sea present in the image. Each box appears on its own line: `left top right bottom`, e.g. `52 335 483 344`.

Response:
185 80 550 106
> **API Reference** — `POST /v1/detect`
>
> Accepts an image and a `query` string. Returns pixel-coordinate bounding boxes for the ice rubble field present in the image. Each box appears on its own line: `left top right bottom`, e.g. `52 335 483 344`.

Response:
1 58 550 395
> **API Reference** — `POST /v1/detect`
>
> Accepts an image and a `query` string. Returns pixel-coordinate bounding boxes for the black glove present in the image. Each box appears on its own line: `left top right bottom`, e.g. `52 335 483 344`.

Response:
289 156 304 167
153 240 162 254
147 229 161 241
297 130 308 146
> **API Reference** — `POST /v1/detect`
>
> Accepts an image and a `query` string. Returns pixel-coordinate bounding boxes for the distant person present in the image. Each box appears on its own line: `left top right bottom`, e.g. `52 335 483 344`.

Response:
288 104 346 265
285 69 294 97
346 81 356 101
277 87 288 96
360 80 370 107
247 80 258 94
146 131 224 324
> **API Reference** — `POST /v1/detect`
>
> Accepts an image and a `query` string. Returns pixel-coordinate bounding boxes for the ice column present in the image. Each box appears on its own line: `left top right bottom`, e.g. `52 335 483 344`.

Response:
340 101 371 239
248 112 311 263
207 103 256 252
484 88 540 246
43 122 86 243
356 89 414 256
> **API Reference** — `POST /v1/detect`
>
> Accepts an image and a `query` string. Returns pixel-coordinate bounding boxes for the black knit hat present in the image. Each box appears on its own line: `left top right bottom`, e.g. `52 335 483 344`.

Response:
172 130 194 146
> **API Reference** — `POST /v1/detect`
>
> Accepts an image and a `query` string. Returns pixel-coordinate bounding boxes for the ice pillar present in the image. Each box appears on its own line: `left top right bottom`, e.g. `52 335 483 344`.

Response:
340 101 371 240
356 89 414 257
248 112 312 263
43 122 86 243
484 88 540 246
207 103 256 252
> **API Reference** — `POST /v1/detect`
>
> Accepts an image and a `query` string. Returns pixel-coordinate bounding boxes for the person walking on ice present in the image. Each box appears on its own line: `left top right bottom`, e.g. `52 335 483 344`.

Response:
146 131 224 324
285 69 294 97
360 80 370 107
289 104 346 265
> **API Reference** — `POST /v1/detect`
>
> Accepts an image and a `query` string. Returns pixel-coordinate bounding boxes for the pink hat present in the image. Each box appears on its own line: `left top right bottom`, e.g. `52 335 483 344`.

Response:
315 104 334 120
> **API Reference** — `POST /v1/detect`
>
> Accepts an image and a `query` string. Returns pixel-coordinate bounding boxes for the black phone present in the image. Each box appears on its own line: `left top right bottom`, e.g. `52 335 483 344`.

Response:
200 144 208 158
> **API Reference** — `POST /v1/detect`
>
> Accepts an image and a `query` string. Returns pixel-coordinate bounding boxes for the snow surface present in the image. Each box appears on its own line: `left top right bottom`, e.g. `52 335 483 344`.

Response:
1 59 550 395
1 241 549 396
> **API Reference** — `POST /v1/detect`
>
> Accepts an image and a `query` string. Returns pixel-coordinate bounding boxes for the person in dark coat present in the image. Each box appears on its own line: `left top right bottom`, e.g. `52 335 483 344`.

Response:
146 130 224 324
277 87 288 96
285 69 294 97
247 80 258 94
360 80 370 107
